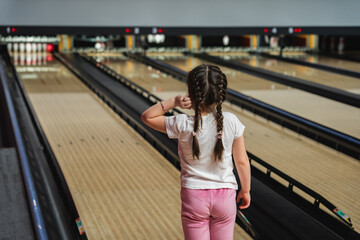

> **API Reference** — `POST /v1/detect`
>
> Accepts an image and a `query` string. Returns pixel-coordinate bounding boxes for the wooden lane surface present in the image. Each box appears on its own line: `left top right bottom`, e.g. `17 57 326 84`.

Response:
159 56 360 139
269 52 308 57
224 54 360 93
144 52 184 57
292 54 360 73
343 51 360 58
86 52 185 57
98 55 360 232
206 52 250 56
15 60 251 240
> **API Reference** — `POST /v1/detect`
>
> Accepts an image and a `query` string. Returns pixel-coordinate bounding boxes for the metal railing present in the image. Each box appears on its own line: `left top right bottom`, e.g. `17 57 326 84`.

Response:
2 48 85 239
0 54 48 240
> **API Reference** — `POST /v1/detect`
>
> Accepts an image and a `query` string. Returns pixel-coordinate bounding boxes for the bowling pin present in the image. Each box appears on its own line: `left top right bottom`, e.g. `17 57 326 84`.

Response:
43 52 47 65
26 53 32 65
13 52 19 65
95 42 101 50
223 35 230 46
37 52 42 65
32 43 37 52
155 34 161 44
37 43 42 52
26 42 32 53
20 43 25 52
147 34 154 43
7 43 12 53
338 37 344 54
162 35 166 43
13 42 19 52
32 53 37 65
20 53 25 66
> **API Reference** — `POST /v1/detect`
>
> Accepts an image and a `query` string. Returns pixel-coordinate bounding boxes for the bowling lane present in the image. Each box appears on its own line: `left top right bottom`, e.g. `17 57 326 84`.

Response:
158 55 360 139
344 51 360 58
308 55 360 72
95 54 360 231
270 52 360 73
13 56 190 239
220 53 360 94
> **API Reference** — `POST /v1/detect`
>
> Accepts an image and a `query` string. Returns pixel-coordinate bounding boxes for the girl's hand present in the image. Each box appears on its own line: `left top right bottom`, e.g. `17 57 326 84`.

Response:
237 190 251 209
175 95 192 109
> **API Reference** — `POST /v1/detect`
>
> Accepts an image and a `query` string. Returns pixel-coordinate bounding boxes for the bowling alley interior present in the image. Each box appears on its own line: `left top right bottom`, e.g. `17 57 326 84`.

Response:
0 1 360 239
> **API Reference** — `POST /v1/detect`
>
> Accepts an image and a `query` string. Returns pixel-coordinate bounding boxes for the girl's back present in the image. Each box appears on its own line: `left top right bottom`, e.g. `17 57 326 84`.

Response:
165 112 245 189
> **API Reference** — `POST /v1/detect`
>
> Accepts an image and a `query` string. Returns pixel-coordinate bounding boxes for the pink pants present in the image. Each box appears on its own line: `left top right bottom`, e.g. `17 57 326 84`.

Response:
180 187 237 240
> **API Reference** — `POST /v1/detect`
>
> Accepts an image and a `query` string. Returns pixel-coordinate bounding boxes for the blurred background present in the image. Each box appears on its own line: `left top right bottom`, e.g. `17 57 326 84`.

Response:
0 0 359 240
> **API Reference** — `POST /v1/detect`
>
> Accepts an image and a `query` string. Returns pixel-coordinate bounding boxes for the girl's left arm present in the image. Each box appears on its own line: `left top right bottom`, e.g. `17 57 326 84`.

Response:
141 95 192 133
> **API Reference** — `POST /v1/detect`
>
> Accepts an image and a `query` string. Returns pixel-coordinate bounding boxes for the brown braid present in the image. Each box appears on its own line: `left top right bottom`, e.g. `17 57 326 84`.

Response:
187 64 227 161
192 75 203 159
212 66 227 161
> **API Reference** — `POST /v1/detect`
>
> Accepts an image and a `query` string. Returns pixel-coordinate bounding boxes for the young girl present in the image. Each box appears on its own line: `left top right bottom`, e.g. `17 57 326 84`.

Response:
141 64 251 240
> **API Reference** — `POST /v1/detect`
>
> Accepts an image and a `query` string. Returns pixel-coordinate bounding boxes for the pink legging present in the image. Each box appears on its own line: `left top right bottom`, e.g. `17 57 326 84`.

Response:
181 187 237 240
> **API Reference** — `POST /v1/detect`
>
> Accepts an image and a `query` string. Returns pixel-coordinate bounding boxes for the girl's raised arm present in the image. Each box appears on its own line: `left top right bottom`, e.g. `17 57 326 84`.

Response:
141 95 192 133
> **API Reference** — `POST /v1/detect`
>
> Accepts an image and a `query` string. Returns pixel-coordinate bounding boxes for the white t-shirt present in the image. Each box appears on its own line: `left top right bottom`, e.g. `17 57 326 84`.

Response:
165 112 245 190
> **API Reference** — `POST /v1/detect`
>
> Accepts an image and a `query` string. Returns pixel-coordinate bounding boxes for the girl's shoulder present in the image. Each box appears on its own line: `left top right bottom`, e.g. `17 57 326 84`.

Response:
174 113 193 121
222 112 244 127
165 114 193 138
222 112 245 137
169 114 194 126
222 112 238 121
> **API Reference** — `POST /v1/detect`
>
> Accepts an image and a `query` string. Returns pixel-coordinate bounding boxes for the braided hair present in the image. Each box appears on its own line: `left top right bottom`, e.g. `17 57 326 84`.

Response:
187 64 227 161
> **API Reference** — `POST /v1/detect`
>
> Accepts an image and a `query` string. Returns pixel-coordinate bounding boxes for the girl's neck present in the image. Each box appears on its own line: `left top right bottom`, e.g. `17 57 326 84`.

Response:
193 103 217 116
200 104 216 115
200 107 216 116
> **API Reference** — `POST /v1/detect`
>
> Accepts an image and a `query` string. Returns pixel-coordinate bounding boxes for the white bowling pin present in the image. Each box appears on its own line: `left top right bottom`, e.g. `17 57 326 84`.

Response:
32 43 37 52
13 42 19 52
37 43 42 52
43 52 47 65
223 35 229 46
7 43 12 53
26 53 31 65
13 52 19 65
37 52 42 65
26 43 32 53
32 53 37 65
20 43 25 52
20 53 25 65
